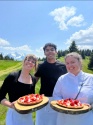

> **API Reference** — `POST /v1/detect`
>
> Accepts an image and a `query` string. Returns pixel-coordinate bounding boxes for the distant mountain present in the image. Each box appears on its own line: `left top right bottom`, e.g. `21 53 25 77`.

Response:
4 52 26 61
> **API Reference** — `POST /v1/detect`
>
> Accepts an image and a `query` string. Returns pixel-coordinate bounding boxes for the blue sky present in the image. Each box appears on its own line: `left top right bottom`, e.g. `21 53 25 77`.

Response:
0 1 93 58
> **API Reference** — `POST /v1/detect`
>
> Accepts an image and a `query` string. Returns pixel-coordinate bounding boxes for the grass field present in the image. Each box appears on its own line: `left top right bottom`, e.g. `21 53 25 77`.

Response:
0 57 93 125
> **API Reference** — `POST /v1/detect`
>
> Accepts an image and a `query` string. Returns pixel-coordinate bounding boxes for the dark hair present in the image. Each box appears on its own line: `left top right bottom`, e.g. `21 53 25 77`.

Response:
43 43 57 51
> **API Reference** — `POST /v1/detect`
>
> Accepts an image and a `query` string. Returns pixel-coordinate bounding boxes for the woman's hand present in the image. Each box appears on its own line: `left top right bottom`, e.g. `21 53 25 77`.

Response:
10 101 16 109
1 99 16 109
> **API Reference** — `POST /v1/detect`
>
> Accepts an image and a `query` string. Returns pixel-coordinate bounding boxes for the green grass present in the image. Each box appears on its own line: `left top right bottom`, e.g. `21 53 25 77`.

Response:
0 57 93 125
0 61 22 79
0 105 7 125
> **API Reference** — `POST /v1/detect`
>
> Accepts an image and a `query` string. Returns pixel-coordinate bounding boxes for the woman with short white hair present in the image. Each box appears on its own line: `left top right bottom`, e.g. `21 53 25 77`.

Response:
53 52 93 125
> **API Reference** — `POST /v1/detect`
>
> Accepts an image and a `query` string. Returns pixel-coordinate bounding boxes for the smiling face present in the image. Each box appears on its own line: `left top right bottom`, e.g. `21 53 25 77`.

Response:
65 56 82 76
23 54 37 71
44 46 57 61
24 58 35 70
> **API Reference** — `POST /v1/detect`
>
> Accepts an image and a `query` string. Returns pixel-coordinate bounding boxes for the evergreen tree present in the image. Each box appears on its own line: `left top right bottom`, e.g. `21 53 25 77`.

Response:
69 41 79 52
0 53 3 60
4 55 11 60
80 50 85 59
58 50 62 58
84 49 91 56
88 52 93 69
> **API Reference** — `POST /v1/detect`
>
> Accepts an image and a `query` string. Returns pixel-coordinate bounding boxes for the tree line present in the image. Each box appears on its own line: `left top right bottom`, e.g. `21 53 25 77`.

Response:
0 53 14 60
0 41 93 69
57 41 93 70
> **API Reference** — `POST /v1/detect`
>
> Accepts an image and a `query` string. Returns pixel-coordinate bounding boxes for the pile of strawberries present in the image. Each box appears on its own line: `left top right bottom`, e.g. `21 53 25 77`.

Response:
57 98 82 107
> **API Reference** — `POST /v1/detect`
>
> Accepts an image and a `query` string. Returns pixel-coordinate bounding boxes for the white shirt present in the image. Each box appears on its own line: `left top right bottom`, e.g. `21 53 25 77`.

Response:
53 71 93 125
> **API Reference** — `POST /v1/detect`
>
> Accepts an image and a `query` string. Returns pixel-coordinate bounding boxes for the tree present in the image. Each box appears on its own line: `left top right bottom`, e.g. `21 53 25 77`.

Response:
57 50 62 58
69 41 79 52
0 53 3 60
84 49 91 56
80 50 85 59
88 52 93 69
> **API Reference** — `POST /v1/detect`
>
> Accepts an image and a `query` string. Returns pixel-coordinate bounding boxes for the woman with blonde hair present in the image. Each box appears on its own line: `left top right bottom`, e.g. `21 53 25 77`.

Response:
53 52 93 125
0 54 38 125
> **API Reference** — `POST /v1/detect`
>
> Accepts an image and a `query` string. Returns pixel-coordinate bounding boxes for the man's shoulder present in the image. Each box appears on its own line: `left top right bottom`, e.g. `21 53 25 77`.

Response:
38 61 47 66
38 60 66 67
56 60 66 66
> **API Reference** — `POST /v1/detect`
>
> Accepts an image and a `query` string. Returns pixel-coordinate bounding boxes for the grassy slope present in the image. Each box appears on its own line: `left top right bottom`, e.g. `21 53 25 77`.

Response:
0 58 93 125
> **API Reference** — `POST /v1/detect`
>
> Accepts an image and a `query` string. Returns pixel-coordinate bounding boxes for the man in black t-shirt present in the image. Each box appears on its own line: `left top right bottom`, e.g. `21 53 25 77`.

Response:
35 43 67 125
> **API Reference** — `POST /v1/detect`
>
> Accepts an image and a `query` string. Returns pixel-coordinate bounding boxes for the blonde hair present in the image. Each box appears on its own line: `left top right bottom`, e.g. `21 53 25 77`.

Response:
65 52 82 68
24 54 38 71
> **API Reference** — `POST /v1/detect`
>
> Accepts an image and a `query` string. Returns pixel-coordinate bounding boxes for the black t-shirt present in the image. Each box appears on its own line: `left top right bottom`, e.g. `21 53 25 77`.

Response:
35 60 67 97
0 70 36 102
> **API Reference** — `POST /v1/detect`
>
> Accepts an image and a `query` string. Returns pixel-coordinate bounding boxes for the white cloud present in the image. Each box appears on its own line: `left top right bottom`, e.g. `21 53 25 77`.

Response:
0 38 10 46
78 45 93 50
66 23 93 50
67 15 85 27
2 45 32 52
0 38 32 52
36 47 43 53
49 6 85 30
35 47 44 58
0 38 44 58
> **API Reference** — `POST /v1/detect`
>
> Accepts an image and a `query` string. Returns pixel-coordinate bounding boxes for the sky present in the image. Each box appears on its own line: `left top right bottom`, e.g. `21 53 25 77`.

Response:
0 1 93 58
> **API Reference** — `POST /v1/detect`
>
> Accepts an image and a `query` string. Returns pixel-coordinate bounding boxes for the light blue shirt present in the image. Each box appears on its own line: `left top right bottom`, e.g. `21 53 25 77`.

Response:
53 71 93 125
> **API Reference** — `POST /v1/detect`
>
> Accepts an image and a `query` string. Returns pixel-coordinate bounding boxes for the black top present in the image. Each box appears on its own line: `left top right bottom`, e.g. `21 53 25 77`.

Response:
0 70 36 102
35 60 67 97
